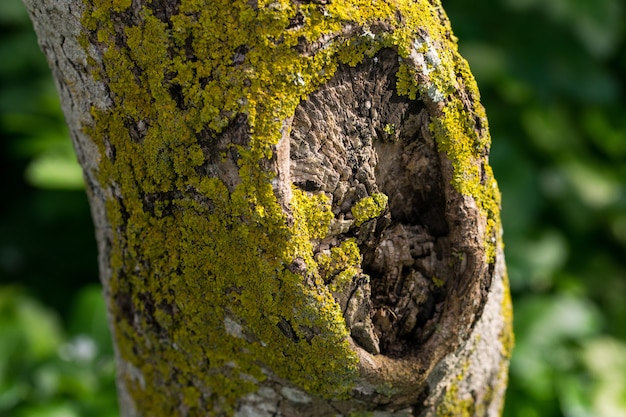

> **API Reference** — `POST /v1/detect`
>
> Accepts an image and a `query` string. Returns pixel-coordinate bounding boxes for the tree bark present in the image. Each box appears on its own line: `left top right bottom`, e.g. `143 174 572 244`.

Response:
23 1 513 416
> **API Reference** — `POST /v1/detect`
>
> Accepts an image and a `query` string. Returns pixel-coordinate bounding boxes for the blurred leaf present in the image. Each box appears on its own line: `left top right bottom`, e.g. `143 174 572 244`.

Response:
459 42 507 84
16 402 79 417
0 287 64 362
58 336 98 364
507 230 569 290
0 243 24 275
515 294 601 346
566 0 623 57
490 138 542 236
511 294 602 397
504 0 623 57
610 215 626 246
553 60 619 104
582 338 626 417
0 287 118 416
582 107 626 158
521 105 580 154
1 93 80 191
67 286 113 356
0 81 61 115
0 31 46 78
32 363 62 399
539 167 569 200
561 160 620 209
25 151 84 190
0 0 30 26
556 373 594 417
0 288 64 413
1 113 65 140
0 381 28 411
496 76 533 104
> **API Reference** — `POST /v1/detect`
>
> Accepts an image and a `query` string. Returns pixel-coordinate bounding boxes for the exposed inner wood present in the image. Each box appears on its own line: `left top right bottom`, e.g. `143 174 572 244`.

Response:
289 48 460 357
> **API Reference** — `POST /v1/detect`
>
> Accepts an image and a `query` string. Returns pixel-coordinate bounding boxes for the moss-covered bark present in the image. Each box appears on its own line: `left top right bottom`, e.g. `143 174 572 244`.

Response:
23 0 513 415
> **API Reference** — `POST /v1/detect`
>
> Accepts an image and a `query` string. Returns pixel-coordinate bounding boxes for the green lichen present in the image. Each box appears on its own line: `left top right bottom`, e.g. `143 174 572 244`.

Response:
430 93 502 262
351 193 389 227
436 383 475 417
292 188 334 242
79 0 504 413
291 190 362 293
349 412 376 417
435 347 505 416
389 3 503 263
383 123 395 135
375 382 399 397
435 275 513 417
431 275 445 288
499 272 515 359
317 239 361 293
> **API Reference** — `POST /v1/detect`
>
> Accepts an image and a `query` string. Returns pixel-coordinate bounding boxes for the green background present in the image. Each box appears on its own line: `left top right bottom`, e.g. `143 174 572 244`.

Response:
1 0 625 416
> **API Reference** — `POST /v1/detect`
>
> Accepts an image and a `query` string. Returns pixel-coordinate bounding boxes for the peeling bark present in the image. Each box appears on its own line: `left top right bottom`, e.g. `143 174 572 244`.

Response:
23 0 513 416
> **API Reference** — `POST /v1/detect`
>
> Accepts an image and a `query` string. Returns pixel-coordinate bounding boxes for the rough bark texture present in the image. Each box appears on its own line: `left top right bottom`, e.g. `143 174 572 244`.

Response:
23 0 513 416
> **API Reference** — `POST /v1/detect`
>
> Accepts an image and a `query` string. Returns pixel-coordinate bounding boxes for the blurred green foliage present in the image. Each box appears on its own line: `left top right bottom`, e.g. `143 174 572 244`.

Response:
0 0 97 316
0 286 118 417
444 0 626 415
1 0 625 416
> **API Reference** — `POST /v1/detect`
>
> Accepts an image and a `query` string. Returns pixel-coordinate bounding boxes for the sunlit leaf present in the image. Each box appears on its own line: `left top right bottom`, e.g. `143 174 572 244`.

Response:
511 295 601 378
582 338 626 417
16 402 79 417
556 374 594 417
521 105 580 154
0 287 64 361
67 286 113 355
25 152 84 190
506 230 569 290
562 161 620 209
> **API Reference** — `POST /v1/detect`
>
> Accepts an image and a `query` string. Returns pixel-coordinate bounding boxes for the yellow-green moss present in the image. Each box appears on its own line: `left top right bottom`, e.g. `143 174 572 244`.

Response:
389 4 503 263
349 412 375 417
436 383 475 417
351 193 389 227
430 94 502 262
317 239 361 292
80 0 503 413
499 272 515 359
432 275 445 288
382 123 395 135
292 188 334 242
379 2 502 262
436 275 512 417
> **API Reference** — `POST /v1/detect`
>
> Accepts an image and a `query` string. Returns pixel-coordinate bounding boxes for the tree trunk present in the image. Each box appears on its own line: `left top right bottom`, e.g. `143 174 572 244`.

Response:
23 1 513 415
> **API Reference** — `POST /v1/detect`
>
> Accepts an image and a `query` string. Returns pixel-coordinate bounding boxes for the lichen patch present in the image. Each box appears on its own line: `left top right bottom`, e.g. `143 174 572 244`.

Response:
79 0 504 413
